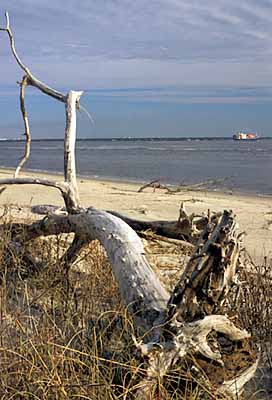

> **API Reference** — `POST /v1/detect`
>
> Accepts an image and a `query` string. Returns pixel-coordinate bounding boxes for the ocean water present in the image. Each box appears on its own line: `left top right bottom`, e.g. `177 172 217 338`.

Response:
0 138 271 195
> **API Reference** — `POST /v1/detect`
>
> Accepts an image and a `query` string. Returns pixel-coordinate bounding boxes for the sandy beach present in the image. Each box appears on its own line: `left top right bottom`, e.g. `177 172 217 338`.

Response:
0 167 271 263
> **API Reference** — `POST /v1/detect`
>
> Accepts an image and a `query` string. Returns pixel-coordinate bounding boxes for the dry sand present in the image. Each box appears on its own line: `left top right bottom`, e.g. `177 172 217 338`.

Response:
0 168 271 263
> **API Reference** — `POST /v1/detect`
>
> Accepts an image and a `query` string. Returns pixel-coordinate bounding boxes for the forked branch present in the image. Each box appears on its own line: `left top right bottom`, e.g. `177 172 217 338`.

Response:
0 12 83 211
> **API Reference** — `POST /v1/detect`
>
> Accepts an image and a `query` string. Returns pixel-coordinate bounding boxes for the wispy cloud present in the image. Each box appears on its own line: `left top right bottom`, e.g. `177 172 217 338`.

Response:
1 0 272 138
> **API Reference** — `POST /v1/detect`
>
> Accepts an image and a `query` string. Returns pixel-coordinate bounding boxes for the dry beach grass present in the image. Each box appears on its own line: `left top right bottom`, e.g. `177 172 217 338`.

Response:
0 169 272 398
0 217 271 399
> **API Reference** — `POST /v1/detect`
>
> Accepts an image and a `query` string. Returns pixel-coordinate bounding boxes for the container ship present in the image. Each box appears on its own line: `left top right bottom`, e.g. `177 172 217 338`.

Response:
233 132 259 141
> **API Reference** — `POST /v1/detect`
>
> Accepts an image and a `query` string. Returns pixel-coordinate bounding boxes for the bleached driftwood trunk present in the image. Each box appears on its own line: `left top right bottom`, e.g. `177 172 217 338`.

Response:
0 12 258 398
64 90 83 210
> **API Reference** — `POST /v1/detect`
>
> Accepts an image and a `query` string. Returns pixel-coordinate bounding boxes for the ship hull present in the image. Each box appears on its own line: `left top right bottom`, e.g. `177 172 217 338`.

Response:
233 137 258 141
233 132 259 140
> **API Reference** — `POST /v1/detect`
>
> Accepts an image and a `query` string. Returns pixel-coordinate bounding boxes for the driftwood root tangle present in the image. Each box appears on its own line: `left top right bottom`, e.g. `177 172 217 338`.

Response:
134 210 257 398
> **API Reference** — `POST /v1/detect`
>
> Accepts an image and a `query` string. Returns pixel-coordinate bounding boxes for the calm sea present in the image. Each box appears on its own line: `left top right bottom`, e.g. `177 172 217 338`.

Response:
0 138 271 195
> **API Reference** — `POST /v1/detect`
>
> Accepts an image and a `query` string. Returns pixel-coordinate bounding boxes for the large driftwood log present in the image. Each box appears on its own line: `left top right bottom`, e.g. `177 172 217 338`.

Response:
0 12 258 398
69 208 170 329
109 206 221 242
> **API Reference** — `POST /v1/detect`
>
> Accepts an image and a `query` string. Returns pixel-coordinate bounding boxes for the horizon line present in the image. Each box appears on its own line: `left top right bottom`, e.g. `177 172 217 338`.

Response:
0 136 270 142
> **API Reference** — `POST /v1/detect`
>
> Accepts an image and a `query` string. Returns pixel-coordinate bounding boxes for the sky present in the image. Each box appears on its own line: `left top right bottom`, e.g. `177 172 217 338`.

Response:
0 0 272 138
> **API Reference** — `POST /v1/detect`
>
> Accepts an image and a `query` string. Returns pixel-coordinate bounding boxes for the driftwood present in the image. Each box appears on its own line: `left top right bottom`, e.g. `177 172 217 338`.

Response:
109 205 222 243
0 12 258 399
132 210 257 398
138 177 231 194
138 179 172 193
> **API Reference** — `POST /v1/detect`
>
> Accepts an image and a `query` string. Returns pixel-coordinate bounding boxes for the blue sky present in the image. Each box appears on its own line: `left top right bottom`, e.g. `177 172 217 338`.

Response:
0 0 272 138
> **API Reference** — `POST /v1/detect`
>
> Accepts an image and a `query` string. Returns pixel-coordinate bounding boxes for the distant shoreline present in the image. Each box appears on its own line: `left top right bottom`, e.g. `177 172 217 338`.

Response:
0 136 271 142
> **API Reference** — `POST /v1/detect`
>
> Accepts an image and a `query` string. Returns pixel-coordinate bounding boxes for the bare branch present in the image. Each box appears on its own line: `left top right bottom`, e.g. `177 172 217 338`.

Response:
14 75 31 178
0 11 66 102
138 177 232 194
79 103 94 125
0 177 69 200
